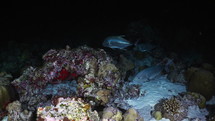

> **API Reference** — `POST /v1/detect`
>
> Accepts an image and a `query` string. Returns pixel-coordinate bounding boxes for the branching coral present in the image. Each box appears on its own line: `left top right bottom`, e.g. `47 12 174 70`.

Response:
154 97 187 121
153 92 208 121
37 97 100 121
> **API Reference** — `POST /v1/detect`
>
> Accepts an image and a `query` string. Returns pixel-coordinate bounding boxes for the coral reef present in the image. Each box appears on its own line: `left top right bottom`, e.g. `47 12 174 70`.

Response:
182 92 206 109
151 111 162 120
101 106 122 121
186 67 215 100
6 100 33 121
37 97 100 121
123 108 144 121
106 82 141 109
153 92 208 121
12 45 120 111
96 89 111 105
154 97 187 121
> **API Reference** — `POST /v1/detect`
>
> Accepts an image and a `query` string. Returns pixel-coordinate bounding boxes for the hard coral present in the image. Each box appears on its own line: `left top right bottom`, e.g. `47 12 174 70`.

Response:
186 67 215 100
153 92 208 121
102 106 122 121
123 108 144 121
37 97 100 121
6 101 33 121
162 98 186 121
155 97 186 121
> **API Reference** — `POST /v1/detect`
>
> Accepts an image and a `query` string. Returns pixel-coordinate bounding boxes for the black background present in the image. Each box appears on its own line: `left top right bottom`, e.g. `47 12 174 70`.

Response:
1 0 215 57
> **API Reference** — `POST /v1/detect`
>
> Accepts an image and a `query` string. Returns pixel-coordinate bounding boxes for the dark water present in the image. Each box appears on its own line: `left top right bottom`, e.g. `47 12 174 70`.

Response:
1 1 215 76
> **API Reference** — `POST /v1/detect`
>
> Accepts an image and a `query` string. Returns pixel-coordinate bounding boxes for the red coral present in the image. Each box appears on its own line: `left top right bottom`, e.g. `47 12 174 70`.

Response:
55 68 70 81
71 72 78 78
53 69 78 83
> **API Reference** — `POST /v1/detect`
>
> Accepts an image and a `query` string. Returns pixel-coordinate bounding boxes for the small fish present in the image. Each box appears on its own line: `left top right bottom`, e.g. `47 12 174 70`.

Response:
103 35 133 50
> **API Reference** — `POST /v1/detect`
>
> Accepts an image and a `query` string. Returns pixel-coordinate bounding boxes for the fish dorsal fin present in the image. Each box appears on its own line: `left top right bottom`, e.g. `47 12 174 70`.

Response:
115 35 125 39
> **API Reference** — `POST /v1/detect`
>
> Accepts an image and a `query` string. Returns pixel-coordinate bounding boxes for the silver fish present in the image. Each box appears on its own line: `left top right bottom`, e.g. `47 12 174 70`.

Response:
131 65 164 84
103 36 132 49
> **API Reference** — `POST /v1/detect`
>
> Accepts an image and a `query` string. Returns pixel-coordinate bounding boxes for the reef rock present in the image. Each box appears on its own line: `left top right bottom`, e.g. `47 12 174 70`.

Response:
12 45 121 111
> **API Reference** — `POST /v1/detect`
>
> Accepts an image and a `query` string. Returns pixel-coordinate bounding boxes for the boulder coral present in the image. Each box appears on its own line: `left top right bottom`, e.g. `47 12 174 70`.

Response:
123 108 144 121
186 67 215 100
102 106 122 121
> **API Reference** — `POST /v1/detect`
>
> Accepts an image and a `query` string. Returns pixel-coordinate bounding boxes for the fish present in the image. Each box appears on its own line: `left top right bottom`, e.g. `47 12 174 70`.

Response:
131 65 164 84
103 35 133 50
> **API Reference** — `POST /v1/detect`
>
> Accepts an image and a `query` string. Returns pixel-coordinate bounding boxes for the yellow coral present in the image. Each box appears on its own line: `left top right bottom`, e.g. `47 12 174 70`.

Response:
0 86 10 109
186 92 206 108
102 107 122 121
96 89 111 105
123 108 144 121
152 111 162 120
